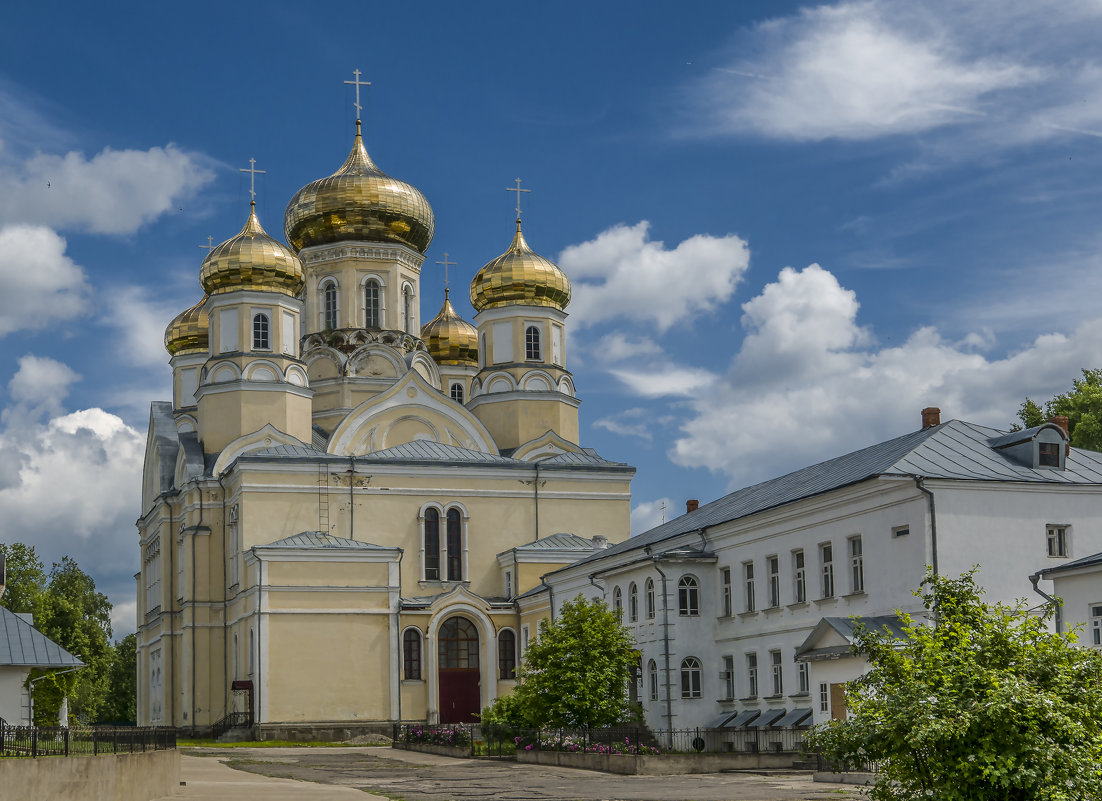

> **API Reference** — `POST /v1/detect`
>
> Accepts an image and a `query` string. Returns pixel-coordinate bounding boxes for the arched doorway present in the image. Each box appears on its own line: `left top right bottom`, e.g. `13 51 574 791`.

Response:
438 616 480 723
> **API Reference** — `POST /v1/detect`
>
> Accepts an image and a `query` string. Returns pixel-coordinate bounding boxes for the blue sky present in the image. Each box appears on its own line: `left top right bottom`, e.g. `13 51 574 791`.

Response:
3 0 1102 636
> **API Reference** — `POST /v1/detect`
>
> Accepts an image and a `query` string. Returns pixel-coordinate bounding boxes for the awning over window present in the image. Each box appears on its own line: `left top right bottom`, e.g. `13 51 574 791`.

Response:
748 708 786 728
705 712 737 728
722 709 761 729
231 680 253 691
774 707 812 727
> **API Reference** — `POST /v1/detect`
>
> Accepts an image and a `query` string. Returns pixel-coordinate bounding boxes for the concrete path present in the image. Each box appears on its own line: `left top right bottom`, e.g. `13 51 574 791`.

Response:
152 752 386 800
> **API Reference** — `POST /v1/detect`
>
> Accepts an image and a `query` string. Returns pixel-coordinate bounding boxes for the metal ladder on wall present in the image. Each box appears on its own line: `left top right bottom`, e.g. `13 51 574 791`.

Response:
318 462 330 534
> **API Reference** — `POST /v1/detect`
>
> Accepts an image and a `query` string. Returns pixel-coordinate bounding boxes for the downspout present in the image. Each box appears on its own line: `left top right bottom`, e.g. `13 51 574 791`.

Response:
349 455 355 539
588 573 606 596
1029 571 1062 633
913 477 939 577
645 546 673 745
395 547 404 723
217 474 228 728
254 547 261 732
192 477 205 732
166 497 176 729
533 462 540 542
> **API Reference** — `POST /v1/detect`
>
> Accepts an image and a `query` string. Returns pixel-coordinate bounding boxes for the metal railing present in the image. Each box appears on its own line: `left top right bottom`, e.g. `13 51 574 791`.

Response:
0 724 176 758
211 711 251 740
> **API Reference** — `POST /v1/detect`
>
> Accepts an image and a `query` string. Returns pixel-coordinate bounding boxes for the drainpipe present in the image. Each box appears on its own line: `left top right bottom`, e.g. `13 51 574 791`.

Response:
588 573 606 596
1029 571 1062 633
913 477 939 577
645 546 673 745
533 462 541 542
395 547 404 723
193 477 206 733
349 455 355 539
166 497 176 729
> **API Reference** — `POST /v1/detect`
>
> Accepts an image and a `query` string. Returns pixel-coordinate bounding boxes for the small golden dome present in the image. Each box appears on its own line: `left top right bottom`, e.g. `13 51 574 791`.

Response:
164 295 210 356
199 203 305 296
470 219 571 312
283 121 435 254
421 290 478 365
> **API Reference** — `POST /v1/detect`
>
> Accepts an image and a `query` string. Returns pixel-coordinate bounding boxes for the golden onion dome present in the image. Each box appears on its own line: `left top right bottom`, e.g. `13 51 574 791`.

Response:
283 121 434 254
470 219 571 312
421 290 478 365
199 203 305 296
164 295 210 356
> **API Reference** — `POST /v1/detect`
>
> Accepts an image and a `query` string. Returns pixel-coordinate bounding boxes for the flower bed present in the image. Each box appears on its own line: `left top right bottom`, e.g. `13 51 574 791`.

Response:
399 725 472 748
529 734 662 755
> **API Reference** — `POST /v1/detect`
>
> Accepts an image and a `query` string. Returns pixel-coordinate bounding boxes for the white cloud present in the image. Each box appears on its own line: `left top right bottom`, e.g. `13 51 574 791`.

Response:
631 497 673 536
683 0 1102 146
670 263 1102 488
0 225 90 336
608 362 717 399
103 286 191 369
594 408 657 441
0 145 213 235
4 355 80 424
560 222 750 332
591 332 663 363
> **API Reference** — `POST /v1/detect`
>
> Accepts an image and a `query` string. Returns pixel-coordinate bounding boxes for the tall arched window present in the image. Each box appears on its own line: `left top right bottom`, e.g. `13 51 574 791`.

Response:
252 313 270 350
498 629 516 679
438 616 479 669
613 586 623 619
628 582 638 622
681 656 702 699
645 578 655 619
424 508 440 580
364 279 381 328
403 629 422 680
450 382 464 404
525 325 541 360
322 281 339 330
678 575 700 616
648 659 659 701
446 507 463 581
403 285 414 333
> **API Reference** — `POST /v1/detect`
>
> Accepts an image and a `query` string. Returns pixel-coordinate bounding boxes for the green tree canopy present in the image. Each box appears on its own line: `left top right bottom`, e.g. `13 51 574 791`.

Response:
809 569 1102 801
0 542 48 614
99 634 137 725
1014 368 1102 451
484 596 636 729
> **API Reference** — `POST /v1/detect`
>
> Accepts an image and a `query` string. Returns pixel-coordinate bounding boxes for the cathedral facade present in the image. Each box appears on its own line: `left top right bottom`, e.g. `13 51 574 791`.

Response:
136 117 634 734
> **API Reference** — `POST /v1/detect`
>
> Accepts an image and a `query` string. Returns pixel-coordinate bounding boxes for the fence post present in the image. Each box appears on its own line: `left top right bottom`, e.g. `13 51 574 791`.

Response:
64 727 69 757
31 727 37 758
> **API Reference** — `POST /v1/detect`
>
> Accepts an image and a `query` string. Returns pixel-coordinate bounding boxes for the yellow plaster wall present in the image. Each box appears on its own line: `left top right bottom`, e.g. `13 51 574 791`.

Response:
266 561 390 587
471 396 579 450
198 390 313 454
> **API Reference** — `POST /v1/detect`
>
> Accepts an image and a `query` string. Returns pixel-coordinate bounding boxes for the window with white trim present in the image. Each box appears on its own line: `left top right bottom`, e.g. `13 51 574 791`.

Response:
648 659 659 701
613 586 623 619
793 549 806 603
364 279 381 328
743 561 755 612
403 285 414 333
769 650 783 696
1091 604 1102 648
723 655 735 700
645 577 655 619
143 537 161 614
403 629 422 680
450 382 465 404
819 682 829 712
499 629 517 679
1047 525 1069 557
798 661 809 695
446 508 463 581
680 656 702 699
521 624 530 656
746 653 758 698
322 281 339 330
424 508 440 580
767 555 780 607
504 570 512 598
525 325 541 360
252 313 270 350
721 567 732 616
848 535 864 593
820 543 835 598
678 575 699 616
628 582 638 622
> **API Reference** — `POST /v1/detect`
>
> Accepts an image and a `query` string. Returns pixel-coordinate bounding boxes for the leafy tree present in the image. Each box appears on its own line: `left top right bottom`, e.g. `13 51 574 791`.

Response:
485 596 636 729
1014 368 1102 451
808 569 1102 801
0 542 48 614
99 634 137 724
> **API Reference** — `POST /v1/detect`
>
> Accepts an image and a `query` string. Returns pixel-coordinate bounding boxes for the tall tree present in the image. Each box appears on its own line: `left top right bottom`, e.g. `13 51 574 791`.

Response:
99 634 137 724
1014 368 1102 451
809 570 1102 801
493 595 636 729
0 542 47 614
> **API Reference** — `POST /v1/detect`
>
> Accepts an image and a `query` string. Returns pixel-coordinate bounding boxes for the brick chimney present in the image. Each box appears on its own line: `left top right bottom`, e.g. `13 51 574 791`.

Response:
1049 415 1071 456
686 499 699 513
921 407 941 429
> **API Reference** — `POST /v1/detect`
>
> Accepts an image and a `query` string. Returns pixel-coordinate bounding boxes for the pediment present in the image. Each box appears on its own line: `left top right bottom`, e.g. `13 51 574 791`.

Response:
212 424 308 476
327 371 498 456
512 429 582 462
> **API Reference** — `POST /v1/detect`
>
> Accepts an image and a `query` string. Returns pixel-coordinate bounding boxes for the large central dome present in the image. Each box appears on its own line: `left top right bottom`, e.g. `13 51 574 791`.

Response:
283 121 434 254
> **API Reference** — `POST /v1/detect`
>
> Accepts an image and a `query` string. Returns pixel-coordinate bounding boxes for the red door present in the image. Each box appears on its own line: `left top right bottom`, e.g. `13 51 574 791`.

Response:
438 616 481 723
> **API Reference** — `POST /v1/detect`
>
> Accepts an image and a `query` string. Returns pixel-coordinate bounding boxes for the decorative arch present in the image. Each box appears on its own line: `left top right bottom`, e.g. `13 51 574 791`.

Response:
285 365 308 387
557 376 575 397
209 363 241 384
243 359 284 382
406 350 442 386
483 372 517 394
402 626 423 680
520 370 555 392
401 281 416 334
212 424 309 476
346 344 406 379
305 348 345 381
424 596 498 724
175 415 197 434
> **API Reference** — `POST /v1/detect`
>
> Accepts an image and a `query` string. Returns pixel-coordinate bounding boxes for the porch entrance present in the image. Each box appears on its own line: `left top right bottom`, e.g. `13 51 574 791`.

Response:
438 616 480 723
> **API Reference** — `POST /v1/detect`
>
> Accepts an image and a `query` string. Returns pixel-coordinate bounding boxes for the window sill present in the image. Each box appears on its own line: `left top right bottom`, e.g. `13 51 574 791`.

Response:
764 694 785 702
402 679 425 685
787 601 809 610
763 605 783 614
788 692 810 699
678 612 702 618
737 610 759 619
680 696 703 701
843 590 867 599
814 596 838 605
738 696 759 703
418 579 470 589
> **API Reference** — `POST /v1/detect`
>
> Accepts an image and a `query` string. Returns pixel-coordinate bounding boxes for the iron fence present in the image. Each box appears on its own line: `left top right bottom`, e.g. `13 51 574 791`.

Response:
0 724 176 758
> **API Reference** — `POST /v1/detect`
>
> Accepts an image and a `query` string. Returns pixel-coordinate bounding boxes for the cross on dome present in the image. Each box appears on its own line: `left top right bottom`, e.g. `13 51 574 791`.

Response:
436 252 456 295
239 158 266 203
344 69 371 121
506 177 531 219
199 235 214 253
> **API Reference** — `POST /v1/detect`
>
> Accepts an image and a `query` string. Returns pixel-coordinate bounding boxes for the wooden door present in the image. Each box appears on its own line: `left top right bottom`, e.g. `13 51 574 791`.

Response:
438 616 481 723
829 682 847 720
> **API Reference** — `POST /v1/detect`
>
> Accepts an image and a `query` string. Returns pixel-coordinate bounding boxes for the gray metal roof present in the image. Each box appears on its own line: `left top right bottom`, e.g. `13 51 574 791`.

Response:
750 709 786 728
1041 549 1102 576
0 607 83 668
775 708 812 727
512 532 600 552
311 425 330 450
149 402 180 494
255 532 390 550
514 582 550 600
560 420 1102 572
362 441 514 464
723 710 761 729
537 450 632 469
248 443 332 459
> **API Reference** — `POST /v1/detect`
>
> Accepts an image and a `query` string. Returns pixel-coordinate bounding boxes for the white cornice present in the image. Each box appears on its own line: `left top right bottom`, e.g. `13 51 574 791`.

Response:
300 241 426 270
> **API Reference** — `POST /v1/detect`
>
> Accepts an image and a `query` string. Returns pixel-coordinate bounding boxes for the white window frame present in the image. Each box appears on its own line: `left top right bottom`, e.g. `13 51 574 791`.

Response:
1047 525 1069 558
848 535 864 593
746 653 758 698
820 543 835 598
798 661 810 695
628 582 638 622
613 585 623 619
767 555 780 608
721 567 732 616
678 575 700 616
680 656 702 699
251 312 270 351
769 650 783 696
363 277 383 328
320 278 339 331
793 549 806 603
723 655 735 700
1091 604 1102 648
743 561 755 612
645 577 655 620
648 659 659 701
819 681 829 712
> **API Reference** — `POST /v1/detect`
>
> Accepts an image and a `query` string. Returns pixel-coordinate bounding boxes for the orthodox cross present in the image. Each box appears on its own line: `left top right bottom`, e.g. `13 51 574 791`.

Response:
344 69 371 120
660 500 667 524
506 177 531 218
198 235 214 253
239 158 266 202
435 252 456 294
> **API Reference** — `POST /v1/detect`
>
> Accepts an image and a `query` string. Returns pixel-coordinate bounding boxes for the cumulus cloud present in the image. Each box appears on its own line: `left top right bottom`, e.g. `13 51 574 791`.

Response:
683 0 1102 147
560 222 750 332
102 286 189 369
608 362 717 399
3 355 80 425
0 144 213 235
631 497 673 536
594 407 668 442
0 225 90 336
669 263 1102 487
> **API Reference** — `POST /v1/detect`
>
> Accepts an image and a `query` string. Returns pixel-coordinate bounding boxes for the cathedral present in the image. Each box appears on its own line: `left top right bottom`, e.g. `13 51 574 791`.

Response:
136 109 634 735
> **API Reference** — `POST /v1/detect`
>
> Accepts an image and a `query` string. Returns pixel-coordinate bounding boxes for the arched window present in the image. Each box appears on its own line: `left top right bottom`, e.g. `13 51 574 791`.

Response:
681 656 702 699
645 578 655 619
446 507 463 581
364 279 381 328
403 629 422 680
613 586 623 619
403 285 414 333
525 325 541 360
450 382 465 404
424 508 440 580
678 575 699 616
498 629 516 679
322 281 339 330
628 582 638 622
252 313 270 350
438 616 479 669
648 659 659 701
